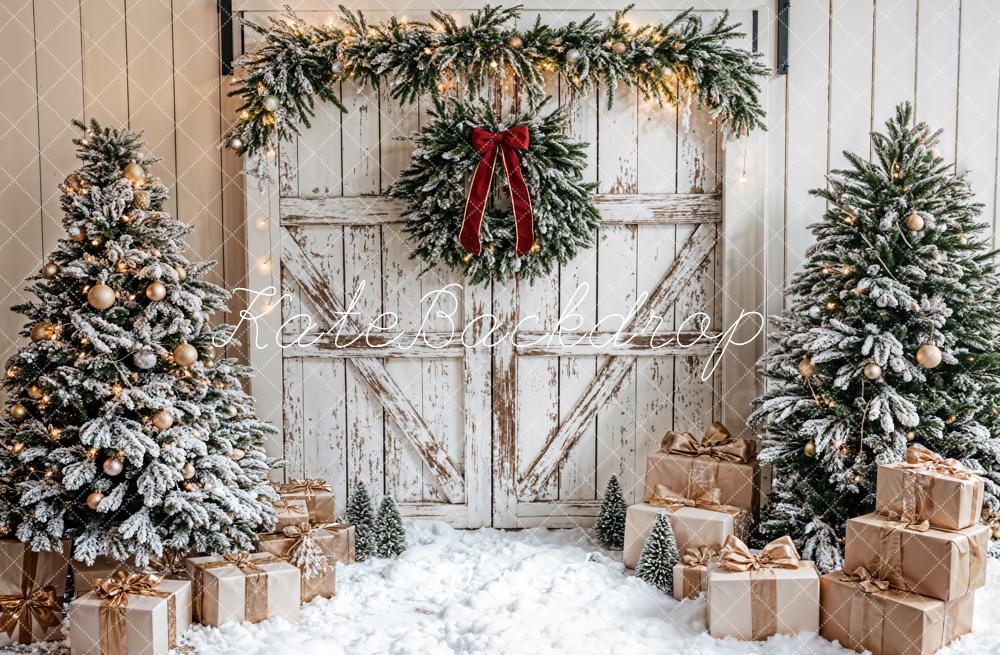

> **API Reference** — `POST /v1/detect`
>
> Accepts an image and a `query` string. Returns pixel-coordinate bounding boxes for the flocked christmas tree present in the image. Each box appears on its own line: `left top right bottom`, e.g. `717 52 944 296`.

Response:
375 495 407 558
635 512 679 593
0 120 279 565
750 102 1000 569
346 480 377 562
594 475 627 549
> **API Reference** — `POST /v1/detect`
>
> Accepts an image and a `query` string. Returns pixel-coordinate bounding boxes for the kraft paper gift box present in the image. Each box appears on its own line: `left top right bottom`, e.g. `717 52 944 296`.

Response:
185 551 300 627
69 572 192 655
272 498 310 532
258 523 356 602
644 422 760 516
819 569 974 655
278 479 336 523
875 444 984 531
0 539 70 647
844 512 988 601
672 546 718 600
73 554 140 596
706 536 819 641
623 487 751 570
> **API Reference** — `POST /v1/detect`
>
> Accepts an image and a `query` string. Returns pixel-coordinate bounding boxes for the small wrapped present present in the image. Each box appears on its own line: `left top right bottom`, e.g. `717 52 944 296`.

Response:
143 551 193 580
819 568 974 655
69 572 192 655
844 512 988 601
278 479 336 523
672 546 717 600
185 551 299 627
258 522 355 602
272 498 310 532
623 485 751 569
644 422 760 515
706 535 820 640
0 540 70 647
875 444 984 531
73 555 140 596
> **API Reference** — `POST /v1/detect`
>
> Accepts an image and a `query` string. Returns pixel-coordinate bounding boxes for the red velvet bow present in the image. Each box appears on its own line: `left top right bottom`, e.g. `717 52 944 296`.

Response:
460 125 534 257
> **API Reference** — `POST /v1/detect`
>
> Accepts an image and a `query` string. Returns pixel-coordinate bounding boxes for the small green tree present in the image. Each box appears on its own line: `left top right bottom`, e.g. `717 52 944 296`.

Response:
635 512 679 594
375 495 407 558
346 480 376 561
594 475 627 549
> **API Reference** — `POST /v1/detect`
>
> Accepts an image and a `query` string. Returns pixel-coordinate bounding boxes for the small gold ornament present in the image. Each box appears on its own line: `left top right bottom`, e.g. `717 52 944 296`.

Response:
173 342 198 367
87 284 116 310
176 266 187 282
30 322 53 342
27 385 44 400
530 242 541 253
507 35 523 49
49 427 61 440
152 409 175 430
40 262 60 279
804 440 817 458
68 225 87 242
905 430 916 441
916 342 943 369
181 463 196 480
9 404 27 420
102 457 124 476
261 94 280 112
133 189 151 210
122 162 146 187
229 448 245 461
145 281 167 302
863 362 883 380
86 491 105 510
797 356 816 378
905 211 924 231
611 40 627 54
222 405 238 419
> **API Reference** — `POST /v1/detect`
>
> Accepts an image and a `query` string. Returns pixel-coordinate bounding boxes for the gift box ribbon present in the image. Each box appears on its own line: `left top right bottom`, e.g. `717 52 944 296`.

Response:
876 512 982 597
661 422 756 464
677 547 717 600
0 549 60 645
92 571 175 655
281 522 336 580
900 444 976 481
192 551 282 624
648 484 742 517
718 535 803 640
279 479 334 520
886 444 982 528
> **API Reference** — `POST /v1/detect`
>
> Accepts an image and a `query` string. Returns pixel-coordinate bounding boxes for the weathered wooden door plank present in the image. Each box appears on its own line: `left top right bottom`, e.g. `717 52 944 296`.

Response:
281 229 466 503
518 223 718 499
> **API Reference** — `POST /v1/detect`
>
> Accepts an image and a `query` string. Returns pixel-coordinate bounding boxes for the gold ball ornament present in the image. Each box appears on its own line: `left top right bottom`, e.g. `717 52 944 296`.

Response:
507 35 523 49
222 405 238 419
229 448 245 461
27 385 44 400
916 343 943 369
261 95 280 112
175 266 187 282
87 284 116 310
181 463 196 480
132 189 151 210
40 262 60 279
798 356 817 378
9 404 27 420
145 281 167 302
905 211 925 231
906 430 916 442
863 362 883 380
30 322 53 342
611 40 627 54
122 162 146 187
804 440 817 458
152 409 175 430
173 342 198 367
86 491 104 510
102 458 123 476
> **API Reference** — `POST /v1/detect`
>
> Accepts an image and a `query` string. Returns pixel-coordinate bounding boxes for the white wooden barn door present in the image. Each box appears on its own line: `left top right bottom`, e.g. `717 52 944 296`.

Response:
240 1 767 529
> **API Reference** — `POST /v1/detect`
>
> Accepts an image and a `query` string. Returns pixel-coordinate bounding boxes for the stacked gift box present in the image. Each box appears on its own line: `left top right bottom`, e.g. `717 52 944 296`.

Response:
819 444 988 655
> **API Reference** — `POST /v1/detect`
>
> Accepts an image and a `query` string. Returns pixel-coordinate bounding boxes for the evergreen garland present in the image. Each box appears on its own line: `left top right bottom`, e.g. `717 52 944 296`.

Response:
594 475 627 549
346 480 377 561
635 512 679 593
375 495 407 558
391 97 600 284
225 4 768 174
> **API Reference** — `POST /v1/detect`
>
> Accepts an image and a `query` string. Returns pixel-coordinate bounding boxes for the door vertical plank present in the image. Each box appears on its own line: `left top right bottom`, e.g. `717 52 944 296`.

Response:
466 280 493 528
80 0 128 126
915 0 961 164
126 0 177 218
297 88 342 196
280 260 305 480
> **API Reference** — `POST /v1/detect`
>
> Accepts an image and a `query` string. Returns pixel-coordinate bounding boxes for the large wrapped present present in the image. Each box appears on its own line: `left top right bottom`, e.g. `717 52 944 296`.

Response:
69 572 192 655
844 512 988 601
278 479 336 523
875 444 984 531
623 485 751 569
258 522 355 602
644 422 760 515
0 540 69 647
672 546 717 600
819 568 974 655
272 498 310 532
185 551 300 627
73 555 140 596
706 535 819 640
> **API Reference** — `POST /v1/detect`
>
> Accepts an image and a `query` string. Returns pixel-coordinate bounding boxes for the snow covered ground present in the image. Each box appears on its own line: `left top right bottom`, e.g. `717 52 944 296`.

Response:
6 521 1000 654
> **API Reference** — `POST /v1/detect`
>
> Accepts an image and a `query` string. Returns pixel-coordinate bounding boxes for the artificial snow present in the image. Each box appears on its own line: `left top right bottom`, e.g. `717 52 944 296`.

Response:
6 521 1000 654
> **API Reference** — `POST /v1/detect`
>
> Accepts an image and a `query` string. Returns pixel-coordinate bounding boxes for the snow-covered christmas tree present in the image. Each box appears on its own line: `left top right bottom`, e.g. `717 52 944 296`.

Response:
375 495 406 558
594 475 626 549
750 102 1000 569
0 120 279 565
635 512 679 593
346 480 377 562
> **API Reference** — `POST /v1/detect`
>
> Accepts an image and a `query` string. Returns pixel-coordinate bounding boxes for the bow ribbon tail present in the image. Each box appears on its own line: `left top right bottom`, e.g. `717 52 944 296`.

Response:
459 130 499 257
497 137 534 256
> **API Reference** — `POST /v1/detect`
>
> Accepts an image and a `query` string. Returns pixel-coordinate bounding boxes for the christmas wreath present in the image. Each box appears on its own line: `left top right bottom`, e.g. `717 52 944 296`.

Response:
390 99 600 284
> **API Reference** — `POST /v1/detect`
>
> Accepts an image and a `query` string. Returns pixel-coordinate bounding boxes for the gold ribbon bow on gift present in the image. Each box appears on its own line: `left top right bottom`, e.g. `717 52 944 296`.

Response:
648 484 742 517
146 550 189 579
281 522 335 579
718 535 803 572
900 444 977 480
0 586 60 644
92 572 175 655
843 567 892 594
680 546 718 567
881 509 930 533
279 479 333 494
223 551 267 574
661 422 756 464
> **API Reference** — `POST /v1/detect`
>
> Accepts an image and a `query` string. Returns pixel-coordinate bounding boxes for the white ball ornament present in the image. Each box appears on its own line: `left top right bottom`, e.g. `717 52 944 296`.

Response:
565 48 582 63
331 61 344 74
132 350 157 370
916 343 943 369
228 137 244 151
222 405 238 419
863 362 883 380
261 95 280 112
103 458 124 476
86 491 105 510
229 448 245 461
181 463 196 480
